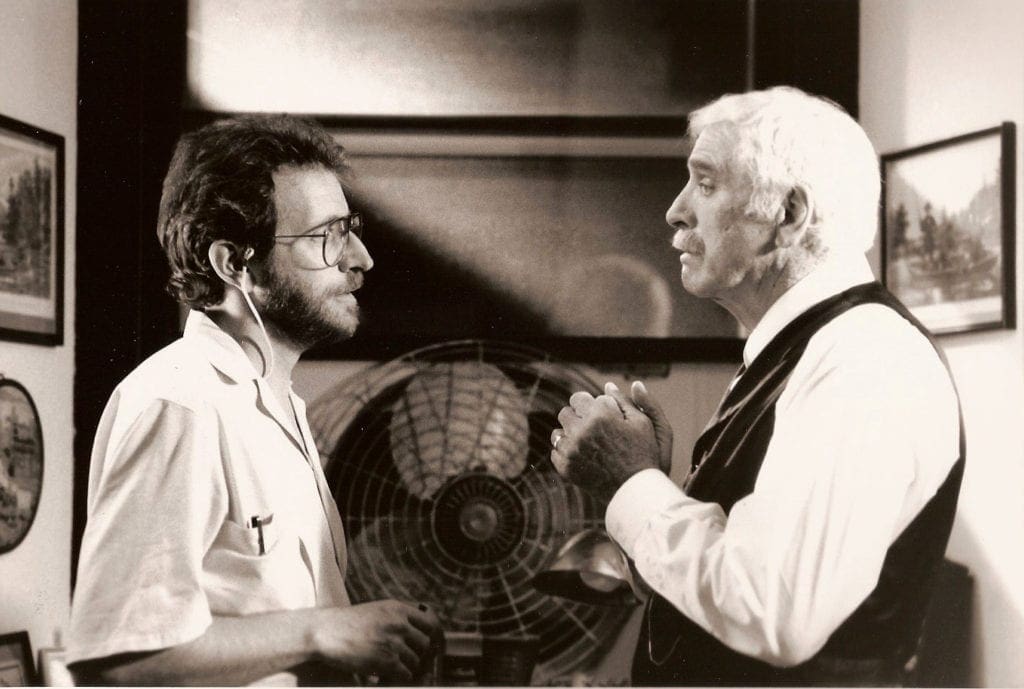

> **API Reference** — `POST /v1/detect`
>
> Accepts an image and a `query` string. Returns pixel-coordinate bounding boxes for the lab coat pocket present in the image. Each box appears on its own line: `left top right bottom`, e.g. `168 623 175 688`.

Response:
205 515 314 614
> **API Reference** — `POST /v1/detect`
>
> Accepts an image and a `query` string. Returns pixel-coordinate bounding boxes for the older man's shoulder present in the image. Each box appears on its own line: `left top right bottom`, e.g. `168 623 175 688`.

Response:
813 302 949 381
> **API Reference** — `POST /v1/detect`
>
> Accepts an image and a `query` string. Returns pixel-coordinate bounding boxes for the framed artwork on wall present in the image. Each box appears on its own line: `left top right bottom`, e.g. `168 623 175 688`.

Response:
0 376 44 555
0 113 65 346
180 1 857 364
0 632 35 686
881 123 1016 335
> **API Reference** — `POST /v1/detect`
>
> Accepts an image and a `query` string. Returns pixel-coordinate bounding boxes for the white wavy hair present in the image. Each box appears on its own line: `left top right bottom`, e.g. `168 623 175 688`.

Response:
688 86 880 255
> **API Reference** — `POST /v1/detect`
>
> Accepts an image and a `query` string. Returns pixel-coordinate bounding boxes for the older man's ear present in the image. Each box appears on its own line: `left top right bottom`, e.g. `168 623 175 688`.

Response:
775 185 815 249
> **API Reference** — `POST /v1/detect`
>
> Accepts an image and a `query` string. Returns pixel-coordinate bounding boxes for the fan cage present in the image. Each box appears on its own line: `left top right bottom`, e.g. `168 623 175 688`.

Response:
307 340 630 683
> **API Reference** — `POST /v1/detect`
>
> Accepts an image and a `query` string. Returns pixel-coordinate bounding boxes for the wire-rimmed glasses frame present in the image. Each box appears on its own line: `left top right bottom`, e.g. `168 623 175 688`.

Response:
273 212 364 267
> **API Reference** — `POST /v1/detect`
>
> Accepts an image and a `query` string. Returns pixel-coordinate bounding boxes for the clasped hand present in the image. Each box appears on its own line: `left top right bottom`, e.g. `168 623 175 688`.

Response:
550 381 673 503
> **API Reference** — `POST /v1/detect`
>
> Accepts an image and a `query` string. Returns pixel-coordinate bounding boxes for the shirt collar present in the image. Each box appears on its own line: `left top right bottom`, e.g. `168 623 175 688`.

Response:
183 310 264 384
743 253 876 367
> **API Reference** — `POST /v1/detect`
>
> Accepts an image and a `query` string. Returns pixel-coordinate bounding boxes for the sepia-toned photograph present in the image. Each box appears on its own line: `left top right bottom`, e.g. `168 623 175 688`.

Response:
5 1 1024 687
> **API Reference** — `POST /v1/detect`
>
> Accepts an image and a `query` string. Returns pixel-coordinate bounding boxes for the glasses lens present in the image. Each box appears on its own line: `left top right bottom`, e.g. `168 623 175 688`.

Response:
323 213 363 266
347 212 363 239
323 220 347 266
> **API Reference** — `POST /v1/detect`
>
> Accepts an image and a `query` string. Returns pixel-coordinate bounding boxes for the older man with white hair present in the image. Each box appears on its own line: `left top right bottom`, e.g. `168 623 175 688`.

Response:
550 86 964 686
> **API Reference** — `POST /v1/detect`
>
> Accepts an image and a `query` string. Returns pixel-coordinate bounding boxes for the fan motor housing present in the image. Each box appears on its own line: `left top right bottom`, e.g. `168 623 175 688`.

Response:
432 471 526 566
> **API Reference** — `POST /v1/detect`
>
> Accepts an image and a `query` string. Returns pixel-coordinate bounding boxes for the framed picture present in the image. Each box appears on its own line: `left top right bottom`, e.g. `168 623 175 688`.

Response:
0 113 65 345
0 377 44 555
881 123 1016 335
301 129 743 363
0 631 35 687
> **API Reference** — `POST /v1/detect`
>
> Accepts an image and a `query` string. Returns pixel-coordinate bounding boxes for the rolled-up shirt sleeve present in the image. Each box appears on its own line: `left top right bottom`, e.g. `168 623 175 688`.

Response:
68 392 228 665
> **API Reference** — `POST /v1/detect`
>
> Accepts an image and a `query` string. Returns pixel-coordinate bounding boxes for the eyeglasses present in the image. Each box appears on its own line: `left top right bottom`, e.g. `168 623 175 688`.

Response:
273 212 364 267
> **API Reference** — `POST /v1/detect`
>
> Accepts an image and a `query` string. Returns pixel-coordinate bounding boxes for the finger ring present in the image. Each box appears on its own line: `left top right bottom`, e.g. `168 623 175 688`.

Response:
553 433 563 450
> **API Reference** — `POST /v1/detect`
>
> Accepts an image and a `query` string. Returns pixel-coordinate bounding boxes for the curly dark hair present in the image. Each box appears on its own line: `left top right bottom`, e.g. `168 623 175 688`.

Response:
156 114 349 308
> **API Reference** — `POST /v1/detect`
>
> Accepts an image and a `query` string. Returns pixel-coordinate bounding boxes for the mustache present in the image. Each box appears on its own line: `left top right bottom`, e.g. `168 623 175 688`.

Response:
340 273 364 293
672 232 704 254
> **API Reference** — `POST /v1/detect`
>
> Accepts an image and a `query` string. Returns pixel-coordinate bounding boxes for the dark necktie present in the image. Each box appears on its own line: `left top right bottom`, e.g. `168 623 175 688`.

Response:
684 362 747 491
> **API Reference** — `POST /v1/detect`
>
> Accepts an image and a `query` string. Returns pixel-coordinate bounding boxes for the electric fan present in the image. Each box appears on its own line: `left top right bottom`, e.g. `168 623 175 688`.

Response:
306 340 631 684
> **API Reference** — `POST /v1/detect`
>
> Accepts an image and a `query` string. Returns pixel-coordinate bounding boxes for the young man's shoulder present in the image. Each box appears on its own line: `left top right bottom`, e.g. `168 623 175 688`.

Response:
113 336 219 411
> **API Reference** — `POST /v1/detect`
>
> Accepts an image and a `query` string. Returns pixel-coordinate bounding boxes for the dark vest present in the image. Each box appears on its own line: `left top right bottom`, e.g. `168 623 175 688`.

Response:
632 282 965 686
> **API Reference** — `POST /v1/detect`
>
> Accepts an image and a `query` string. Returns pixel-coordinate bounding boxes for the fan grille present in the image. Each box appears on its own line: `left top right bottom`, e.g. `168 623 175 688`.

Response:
308 340 629 682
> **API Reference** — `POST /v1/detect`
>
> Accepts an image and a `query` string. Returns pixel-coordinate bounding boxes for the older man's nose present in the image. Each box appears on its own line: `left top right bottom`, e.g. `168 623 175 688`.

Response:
665 189 693 229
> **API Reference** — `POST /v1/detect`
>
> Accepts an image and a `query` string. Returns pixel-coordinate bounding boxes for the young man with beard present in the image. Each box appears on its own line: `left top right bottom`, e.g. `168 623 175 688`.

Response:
68 116 440 685
550 87 963 685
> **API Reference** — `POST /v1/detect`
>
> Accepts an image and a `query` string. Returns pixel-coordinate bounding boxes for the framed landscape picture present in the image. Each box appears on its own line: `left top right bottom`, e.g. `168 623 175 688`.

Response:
881 123 1016 335
0 113 65 346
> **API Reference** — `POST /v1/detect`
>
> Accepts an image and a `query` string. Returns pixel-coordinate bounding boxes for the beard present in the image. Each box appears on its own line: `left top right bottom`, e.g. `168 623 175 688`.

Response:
257 264 361 350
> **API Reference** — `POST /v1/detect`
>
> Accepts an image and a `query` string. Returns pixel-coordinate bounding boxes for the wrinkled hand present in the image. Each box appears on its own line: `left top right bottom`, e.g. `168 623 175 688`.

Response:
630 380 673 474
550 382 667 503
312 600 441 683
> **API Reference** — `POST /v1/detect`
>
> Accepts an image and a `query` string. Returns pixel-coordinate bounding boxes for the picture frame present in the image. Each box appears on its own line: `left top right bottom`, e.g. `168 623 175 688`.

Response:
0 631 35 687
0 376 45 555
881 123 1016 335
183 0 754 364
0 113 65 346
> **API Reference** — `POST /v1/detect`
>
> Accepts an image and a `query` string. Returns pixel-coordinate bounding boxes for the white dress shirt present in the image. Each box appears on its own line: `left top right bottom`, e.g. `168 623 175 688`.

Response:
606 254 960 667
68 311 349 682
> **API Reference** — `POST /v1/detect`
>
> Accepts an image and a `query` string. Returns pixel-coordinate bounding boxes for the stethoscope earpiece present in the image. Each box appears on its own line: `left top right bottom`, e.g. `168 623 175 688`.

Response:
237 247 255 290
233 246 274 378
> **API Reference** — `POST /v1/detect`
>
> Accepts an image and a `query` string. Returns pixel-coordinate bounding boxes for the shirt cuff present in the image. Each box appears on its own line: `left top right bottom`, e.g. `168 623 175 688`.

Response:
605 468 687 556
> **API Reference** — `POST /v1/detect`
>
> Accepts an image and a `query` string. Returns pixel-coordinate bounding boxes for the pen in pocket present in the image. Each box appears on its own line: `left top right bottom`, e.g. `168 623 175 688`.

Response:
249 513 274 555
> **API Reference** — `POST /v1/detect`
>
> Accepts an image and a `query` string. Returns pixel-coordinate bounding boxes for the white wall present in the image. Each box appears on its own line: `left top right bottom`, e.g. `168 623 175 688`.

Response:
861 1 1024 685
0 0 77 655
